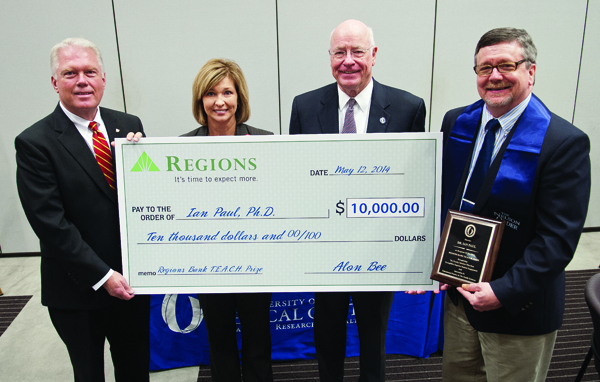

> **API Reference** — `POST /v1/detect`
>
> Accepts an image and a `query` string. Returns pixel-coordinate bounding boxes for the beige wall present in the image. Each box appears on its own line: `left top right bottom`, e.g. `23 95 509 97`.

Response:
1 0 597 252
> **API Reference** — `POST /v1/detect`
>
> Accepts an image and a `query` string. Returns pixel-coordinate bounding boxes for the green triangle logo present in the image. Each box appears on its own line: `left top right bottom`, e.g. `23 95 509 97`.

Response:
131 152 160 172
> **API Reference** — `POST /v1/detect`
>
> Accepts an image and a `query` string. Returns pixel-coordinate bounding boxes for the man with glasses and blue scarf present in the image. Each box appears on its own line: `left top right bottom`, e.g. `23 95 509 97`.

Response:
440 27 591 382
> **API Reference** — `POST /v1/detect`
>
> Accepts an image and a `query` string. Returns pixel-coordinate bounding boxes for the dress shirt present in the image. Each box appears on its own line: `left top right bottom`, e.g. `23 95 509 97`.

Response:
337 79 373 134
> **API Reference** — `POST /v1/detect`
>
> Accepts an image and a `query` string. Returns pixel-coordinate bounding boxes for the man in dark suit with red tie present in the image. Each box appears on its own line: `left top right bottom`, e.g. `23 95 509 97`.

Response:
289 19 425 382
15 38 149 382
440 28 591 382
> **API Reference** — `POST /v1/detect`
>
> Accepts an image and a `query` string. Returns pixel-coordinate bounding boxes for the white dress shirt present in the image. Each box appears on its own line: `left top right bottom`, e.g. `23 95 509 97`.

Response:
337 79 374 134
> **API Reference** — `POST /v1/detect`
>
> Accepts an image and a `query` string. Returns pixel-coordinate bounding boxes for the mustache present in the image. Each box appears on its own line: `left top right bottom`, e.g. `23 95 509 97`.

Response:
486 83 511 90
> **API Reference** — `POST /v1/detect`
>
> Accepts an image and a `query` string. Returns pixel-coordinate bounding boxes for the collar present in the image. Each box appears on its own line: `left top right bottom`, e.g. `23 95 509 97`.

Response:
481 93 532 138
59 102 104 130
337 78 374 112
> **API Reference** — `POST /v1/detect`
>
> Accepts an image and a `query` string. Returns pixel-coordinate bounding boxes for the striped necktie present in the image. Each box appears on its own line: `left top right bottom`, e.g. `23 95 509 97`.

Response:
342 98 357 134
89 122 116 191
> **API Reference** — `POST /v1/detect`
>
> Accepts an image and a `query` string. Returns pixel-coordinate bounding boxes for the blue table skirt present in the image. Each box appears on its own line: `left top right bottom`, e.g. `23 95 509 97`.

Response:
150 291 444 371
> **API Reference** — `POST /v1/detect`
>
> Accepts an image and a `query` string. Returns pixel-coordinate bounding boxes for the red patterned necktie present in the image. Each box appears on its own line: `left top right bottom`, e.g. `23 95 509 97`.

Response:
88 122 116 191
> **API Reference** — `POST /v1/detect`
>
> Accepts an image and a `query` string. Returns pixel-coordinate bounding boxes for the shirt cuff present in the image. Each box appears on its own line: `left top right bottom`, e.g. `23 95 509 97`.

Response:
93 269 114 291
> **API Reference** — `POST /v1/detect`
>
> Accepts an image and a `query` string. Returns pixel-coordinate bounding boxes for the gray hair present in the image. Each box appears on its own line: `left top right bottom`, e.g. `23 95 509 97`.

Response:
365 25 375 47
474 27 537 67
367 26 375 47
50 37 105 76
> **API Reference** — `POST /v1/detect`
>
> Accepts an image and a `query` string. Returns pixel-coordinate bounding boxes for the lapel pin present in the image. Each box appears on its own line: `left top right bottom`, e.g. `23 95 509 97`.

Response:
379 117 386 124
115 129 120 132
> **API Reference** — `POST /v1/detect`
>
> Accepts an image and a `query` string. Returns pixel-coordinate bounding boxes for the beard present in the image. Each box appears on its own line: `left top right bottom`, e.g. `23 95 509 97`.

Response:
483 93 513 109
482 83 514 109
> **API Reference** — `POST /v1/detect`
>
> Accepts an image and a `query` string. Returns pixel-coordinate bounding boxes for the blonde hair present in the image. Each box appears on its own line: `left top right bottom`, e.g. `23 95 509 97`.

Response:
192 58 250 126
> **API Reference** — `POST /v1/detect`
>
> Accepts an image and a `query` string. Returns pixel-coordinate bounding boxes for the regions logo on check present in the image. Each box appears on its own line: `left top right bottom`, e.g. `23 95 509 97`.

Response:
131 152 160 172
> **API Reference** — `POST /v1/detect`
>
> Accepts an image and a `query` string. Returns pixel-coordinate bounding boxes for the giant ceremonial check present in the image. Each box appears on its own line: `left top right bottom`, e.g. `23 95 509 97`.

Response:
115 133 442 294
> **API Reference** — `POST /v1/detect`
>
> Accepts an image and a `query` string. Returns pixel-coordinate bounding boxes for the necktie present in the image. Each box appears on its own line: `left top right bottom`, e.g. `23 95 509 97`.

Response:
342 98 356 134
460 119 501 212
89 122 116 191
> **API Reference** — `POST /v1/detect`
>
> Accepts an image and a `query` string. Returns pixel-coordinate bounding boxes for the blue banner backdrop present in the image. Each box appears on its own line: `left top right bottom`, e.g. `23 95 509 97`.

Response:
150 291 444 370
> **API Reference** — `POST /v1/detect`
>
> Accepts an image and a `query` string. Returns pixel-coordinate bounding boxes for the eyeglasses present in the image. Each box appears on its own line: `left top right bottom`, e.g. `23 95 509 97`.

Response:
473 59 529 76
329 47 372 60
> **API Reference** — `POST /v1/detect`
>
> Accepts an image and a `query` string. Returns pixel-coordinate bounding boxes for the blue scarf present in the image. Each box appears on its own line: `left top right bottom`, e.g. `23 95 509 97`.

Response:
442 95 551 225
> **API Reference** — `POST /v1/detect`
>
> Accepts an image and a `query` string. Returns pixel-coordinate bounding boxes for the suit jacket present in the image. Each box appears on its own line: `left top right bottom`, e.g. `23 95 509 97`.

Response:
15 104 144 310
181 123 273 137
289 79 425 134
441 96 591 335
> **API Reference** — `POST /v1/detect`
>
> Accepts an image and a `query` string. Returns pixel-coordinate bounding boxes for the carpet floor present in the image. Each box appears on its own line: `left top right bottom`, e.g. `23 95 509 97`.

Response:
196 269 600 381
1 271 597 381
0 295 31 338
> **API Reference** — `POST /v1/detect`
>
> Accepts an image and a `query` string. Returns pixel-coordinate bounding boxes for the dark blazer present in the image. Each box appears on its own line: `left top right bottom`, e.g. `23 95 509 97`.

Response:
15 104 144 310
181 123 272 137
182 122 274 382
289 79 425 134
441 97 591 335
